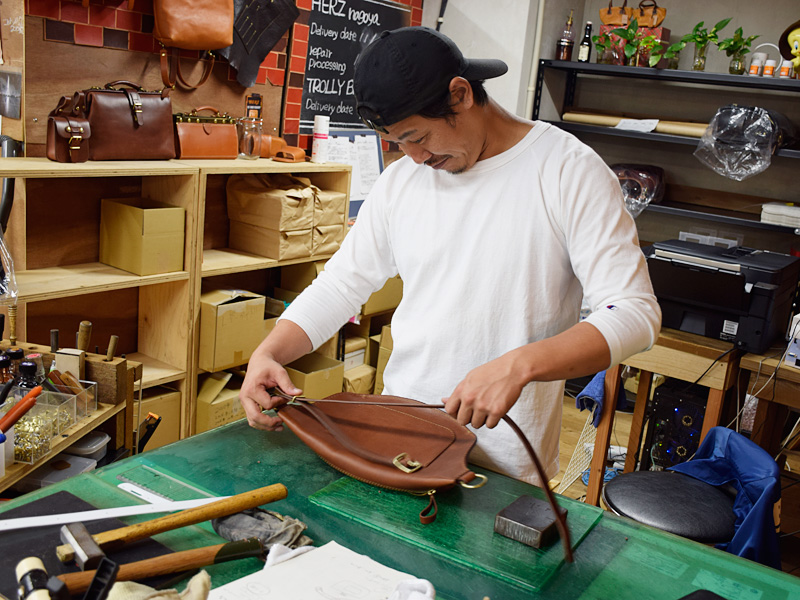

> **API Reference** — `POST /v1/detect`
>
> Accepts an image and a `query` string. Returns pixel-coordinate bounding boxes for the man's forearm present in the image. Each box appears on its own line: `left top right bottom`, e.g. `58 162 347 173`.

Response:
513 321 612 384
253 319 313 366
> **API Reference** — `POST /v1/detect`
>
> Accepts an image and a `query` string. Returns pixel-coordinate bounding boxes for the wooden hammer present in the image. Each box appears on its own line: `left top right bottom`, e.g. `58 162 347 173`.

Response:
58 537 264 595
57 483 287 569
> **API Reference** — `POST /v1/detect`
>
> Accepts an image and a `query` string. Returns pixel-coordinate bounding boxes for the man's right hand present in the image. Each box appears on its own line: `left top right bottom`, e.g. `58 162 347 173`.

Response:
240 354 303 431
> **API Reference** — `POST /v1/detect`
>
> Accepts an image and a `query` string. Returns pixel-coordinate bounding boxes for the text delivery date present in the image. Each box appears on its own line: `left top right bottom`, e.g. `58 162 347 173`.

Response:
312 0 381 27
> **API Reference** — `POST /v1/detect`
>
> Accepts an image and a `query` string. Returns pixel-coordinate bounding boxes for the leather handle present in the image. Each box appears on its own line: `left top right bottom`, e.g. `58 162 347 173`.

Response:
55 483 287 562
104 80 144 91
192 106 222 116
58 539 263 595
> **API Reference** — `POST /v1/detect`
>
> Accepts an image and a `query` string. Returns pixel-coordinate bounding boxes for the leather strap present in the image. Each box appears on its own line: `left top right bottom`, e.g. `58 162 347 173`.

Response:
160 46 215 90
272 390 573 561
420 494 438 525
124 89 144 126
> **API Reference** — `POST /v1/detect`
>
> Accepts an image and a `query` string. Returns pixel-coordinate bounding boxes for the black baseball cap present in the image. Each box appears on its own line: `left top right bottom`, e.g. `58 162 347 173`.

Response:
354 26 508 132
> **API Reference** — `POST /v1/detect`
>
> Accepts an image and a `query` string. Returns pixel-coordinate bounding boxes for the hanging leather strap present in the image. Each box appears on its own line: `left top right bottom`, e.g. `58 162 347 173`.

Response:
271 390 573 562
160 47 215 90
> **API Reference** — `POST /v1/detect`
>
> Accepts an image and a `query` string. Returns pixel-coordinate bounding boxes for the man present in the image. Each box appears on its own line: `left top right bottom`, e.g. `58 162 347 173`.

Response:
240 26 661 485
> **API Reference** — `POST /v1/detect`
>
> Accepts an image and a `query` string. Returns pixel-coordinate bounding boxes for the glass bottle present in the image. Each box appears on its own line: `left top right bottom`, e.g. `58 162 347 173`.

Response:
692 42 709 71
555 9 575 61
577 21 593 63
0 354 11 383
16 360 38 389
25 353 46 383
5 347 24 380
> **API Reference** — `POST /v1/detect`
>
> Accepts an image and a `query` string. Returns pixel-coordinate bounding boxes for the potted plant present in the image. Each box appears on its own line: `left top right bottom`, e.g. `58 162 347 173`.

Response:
679 18 733 71
591 31 616 64
718 27 759 74
610 19 662 67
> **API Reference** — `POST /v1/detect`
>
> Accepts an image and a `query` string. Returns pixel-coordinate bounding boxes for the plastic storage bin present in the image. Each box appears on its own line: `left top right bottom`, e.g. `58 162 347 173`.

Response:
66 431 110 461
13 453 97 495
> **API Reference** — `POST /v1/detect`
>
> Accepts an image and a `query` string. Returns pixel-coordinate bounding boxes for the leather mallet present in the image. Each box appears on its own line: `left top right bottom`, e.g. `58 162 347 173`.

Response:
57 482 287 569
58 538 264 595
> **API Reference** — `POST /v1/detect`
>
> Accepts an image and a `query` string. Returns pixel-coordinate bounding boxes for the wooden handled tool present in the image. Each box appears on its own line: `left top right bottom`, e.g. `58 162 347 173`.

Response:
57 538 264 595
56 483 287 564
76 320 92 352
105 335 119 361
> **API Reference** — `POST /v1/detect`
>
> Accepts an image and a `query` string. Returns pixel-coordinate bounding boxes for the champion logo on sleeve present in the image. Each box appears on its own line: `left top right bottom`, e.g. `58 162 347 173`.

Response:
606 305 618 311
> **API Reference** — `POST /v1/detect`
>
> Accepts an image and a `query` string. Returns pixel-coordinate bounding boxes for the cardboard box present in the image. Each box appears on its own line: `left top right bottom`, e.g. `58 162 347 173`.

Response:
229 221 311 261
343 336 367 370
362 276 403 316
312 224 345 256
315 189 347 226
344 364 376 394
195 371 245 433
280 261 326 293
374 325 393 394
285 353 344 399
227 173 314 231
199 289 266 372
132 386 181 450
99 197 185 276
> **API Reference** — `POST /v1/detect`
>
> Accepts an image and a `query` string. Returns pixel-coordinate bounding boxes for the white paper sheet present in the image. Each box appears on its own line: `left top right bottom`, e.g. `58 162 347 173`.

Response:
327 132 383 202
208 541 415 600
615 118 659 132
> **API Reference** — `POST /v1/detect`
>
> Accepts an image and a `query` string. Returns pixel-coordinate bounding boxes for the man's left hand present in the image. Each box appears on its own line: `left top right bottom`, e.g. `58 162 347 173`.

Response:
443 352 525 429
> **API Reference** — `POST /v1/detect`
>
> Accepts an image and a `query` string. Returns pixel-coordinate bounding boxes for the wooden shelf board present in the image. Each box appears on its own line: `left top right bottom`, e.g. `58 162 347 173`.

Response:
202 248 334 277
182 158 352 175
0 402 124 491
127 352 185 388
0 157 196 178
17 263 190 302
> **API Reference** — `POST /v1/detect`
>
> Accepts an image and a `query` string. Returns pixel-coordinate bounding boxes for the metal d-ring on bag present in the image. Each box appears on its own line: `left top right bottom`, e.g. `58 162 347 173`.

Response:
272 389 574 563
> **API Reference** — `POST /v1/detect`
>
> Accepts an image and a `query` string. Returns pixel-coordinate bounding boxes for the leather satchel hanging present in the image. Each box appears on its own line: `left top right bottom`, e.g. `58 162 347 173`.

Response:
632 0 666 28
599 0 632 26
174 106 238 159
153 0 235 90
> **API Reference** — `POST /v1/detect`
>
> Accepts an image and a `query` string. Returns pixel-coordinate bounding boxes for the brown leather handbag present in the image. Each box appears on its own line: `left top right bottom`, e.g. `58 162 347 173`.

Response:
599 0 632 26
46 109 90 163
174 107 237 159
79 81 175 161
278 392 484 524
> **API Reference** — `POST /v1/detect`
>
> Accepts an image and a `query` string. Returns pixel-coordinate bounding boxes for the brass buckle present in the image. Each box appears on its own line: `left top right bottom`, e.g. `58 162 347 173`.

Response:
459 473 488 489
68 135 83 150
393 453 421 473
133 101 143 114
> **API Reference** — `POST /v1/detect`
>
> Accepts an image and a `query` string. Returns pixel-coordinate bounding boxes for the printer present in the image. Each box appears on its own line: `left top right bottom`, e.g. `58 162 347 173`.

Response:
644 239 800 354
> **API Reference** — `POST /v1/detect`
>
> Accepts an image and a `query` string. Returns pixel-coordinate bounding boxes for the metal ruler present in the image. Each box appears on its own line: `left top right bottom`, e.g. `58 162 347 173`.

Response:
116 464 215 501
0 495 228 533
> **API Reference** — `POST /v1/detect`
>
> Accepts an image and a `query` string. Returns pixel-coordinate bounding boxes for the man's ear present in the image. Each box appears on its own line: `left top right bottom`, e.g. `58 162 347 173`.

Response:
448 77 474 110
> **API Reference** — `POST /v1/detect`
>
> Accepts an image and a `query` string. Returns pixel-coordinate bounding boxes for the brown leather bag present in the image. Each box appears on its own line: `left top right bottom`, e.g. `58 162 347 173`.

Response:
278 393 483 524
599 0 632 26
153 0 234 90
632 0 666 27
76 81 175 161
174 106 237 159
46 112 90 163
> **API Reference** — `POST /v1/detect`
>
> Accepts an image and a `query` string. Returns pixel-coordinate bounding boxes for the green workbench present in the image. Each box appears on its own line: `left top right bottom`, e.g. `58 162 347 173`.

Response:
2 420 799 599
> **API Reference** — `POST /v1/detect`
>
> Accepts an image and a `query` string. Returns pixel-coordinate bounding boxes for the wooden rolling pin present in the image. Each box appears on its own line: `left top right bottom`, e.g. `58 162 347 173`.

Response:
56 483 288 562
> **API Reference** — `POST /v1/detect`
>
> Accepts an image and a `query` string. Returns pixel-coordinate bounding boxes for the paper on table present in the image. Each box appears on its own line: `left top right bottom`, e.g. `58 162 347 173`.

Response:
207 540 416 600
615 118 659 132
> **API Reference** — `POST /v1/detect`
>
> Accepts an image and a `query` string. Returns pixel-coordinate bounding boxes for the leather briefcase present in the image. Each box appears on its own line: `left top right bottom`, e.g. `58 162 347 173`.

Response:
46 114 90 163
174 106 237 159
80 81 175 160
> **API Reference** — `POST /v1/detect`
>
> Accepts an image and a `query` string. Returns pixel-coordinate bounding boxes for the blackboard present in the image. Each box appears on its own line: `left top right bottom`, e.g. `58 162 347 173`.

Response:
299 0 412 135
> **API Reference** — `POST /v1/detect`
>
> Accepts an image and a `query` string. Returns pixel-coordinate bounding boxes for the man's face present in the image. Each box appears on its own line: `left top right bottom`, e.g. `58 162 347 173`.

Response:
381 113 479 175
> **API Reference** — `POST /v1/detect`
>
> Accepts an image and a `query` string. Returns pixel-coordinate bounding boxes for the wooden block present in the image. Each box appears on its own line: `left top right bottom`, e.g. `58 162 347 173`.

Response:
55 349 86 381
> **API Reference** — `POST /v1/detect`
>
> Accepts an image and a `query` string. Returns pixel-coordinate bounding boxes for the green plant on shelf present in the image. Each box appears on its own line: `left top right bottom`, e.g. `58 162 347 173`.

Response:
672 18 733 70
718 27 759 75
610 18 663 67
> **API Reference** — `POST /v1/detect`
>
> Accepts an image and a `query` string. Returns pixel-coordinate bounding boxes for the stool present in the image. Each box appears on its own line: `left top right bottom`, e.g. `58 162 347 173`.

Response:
602 470 736 544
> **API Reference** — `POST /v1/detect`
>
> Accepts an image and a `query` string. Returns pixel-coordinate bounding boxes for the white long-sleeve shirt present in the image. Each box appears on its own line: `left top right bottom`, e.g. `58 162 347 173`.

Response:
281 122 661 484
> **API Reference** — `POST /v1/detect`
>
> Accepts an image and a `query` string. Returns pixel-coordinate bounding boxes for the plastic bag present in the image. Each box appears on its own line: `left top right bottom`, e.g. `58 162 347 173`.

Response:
693 105 795 181
610 163 665 218
0 233 17 305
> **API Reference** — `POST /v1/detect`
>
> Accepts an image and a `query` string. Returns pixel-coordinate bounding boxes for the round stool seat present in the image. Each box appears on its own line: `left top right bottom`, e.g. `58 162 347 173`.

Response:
602 470 736 544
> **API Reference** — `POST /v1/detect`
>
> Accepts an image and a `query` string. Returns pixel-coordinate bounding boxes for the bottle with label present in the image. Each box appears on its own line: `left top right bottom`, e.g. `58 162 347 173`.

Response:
16 361 38 390
5 347 24 380
577 21 593 63
555 9 575 61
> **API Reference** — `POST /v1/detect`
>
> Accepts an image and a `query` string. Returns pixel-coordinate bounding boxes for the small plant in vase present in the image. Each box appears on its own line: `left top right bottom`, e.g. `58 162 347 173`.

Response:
679 18 732 71
718 27 759 75
610 19 661 67
591 31 616 64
